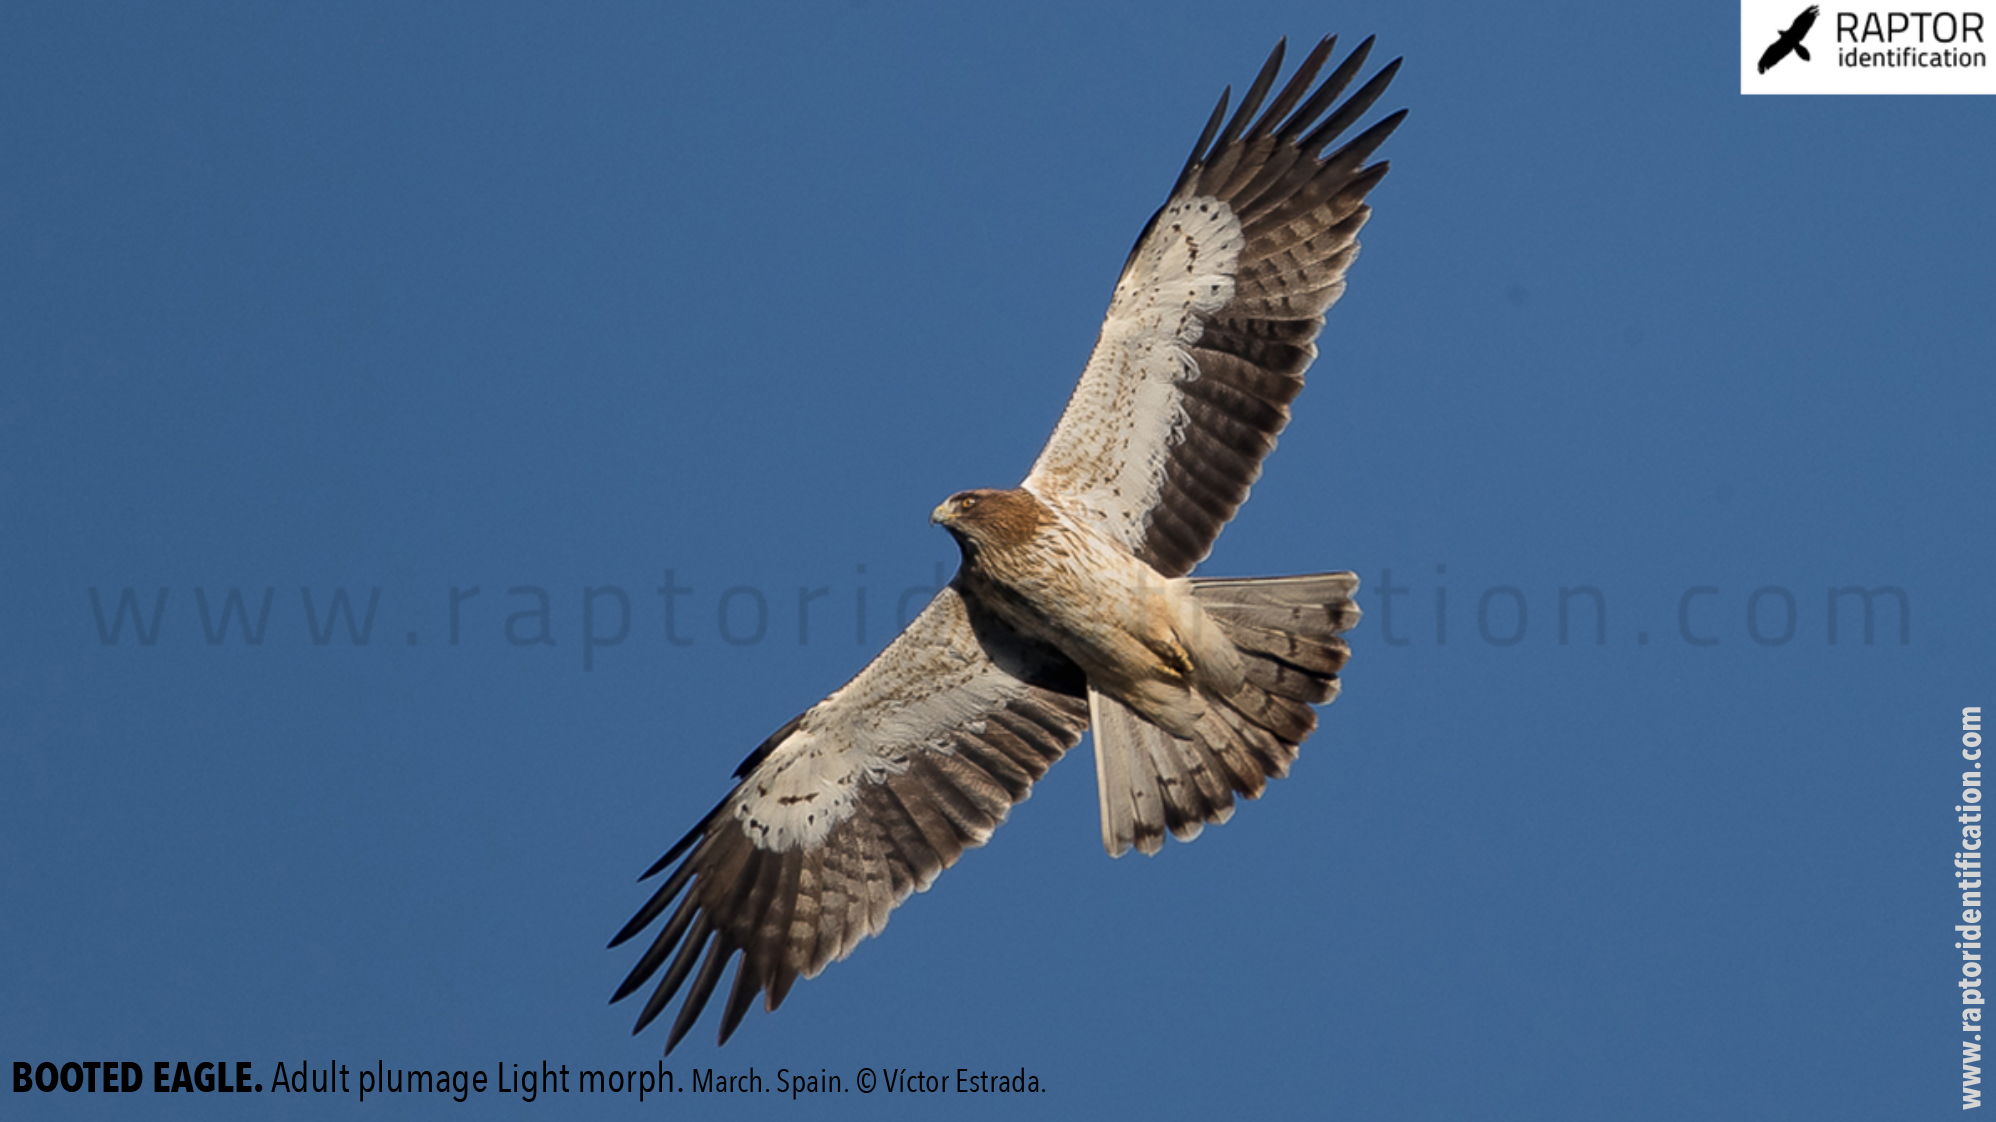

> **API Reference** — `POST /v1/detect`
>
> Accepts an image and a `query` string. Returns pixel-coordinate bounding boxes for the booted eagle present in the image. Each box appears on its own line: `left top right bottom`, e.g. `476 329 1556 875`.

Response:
611 35 1403 1053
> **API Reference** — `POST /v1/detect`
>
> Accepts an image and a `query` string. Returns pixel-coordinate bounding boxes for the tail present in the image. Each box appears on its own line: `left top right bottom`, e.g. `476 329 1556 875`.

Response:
1091 572 1359 856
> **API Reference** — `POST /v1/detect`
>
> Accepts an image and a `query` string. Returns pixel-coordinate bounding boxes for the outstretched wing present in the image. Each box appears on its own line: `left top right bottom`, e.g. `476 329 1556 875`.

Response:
1022 36 1404 577
610 587 1088 1053
1789 5 1819 37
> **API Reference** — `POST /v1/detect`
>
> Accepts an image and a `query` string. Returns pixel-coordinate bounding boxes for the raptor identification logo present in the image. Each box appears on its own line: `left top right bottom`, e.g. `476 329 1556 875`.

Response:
1741 0 1996 92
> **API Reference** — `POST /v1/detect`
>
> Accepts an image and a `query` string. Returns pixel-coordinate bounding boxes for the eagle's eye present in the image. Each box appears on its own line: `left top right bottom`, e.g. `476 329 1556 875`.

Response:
959 495 979 511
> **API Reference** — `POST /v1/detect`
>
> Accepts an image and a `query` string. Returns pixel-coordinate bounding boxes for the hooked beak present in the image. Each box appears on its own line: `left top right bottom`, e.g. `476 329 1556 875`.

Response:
929 500 954 526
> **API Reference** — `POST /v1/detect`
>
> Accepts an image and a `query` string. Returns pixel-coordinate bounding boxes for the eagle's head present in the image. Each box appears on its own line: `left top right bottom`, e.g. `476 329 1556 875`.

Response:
929 488 1048 552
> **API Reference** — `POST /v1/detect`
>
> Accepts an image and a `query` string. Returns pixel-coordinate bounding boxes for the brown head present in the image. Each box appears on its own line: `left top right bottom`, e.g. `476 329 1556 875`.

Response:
929 488 1050 553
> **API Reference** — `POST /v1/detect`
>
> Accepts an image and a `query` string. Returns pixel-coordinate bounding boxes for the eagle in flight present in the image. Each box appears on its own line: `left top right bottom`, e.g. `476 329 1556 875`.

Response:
611 34 1404 1053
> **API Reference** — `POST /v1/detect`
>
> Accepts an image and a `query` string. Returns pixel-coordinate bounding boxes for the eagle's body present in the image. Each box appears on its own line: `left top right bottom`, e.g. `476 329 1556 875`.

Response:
612 34 1405 1054
935 486 1241 740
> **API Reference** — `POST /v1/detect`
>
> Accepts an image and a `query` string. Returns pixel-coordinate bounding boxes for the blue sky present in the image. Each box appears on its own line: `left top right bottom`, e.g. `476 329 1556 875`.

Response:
3 2 1991 1119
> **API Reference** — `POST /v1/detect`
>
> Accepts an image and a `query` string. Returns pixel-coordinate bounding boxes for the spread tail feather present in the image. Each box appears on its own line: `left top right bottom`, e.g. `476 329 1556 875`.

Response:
1091 572 1358 856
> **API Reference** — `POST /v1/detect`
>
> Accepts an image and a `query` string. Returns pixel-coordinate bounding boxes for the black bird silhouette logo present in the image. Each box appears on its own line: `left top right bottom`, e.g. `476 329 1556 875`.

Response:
1759 6 1820 73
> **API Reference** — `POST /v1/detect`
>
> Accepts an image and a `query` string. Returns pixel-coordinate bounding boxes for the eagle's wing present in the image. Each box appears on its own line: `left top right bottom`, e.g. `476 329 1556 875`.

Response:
1022 36 1404 577
1758 39 1792 73
1791 5 1819 37
610 586 1088 1053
